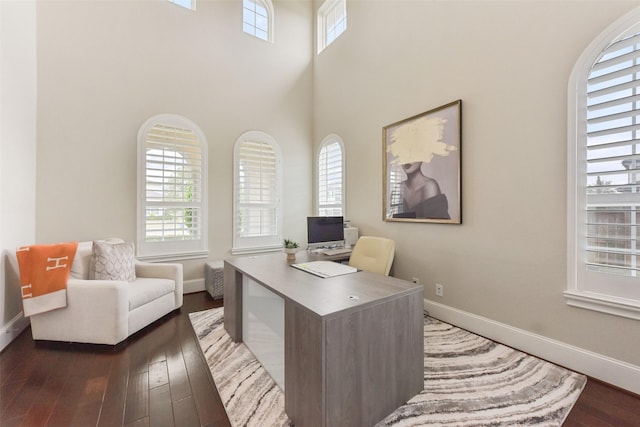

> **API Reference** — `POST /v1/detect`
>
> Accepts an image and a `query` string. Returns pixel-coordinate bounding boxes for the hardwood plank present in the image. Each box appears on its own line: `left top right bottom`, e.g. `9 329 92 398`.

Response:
69 401 102 427
18 363 66 427
165 347 191 402
149 383 174 427
124 372 149 424
0 331 34 385
97 349 130 427
172 396 201 427
127 333 152 377
45 354 87 426
182 337 223 425
81 376 108 406
0 379 26 416
123 416 149 427
2 415 23 427
148 360 169 390
47 348 107 426
1 355 48 421
565 379 640 426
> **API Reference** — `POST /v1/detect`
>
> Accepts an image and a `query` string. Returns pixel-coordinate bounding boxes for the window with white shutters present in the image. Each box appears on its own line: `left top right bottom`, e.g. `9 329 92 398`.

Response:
243 0 274 42
317 0 346 54
137 114 208 260
233 131 282 254
567 7 640 320
317 135 345 216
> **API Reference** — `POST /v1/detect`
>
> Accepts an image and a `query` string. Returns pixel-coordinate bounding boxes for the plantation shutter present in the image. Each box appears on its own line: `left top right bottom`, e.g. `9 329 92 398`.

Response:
233 132 282 254
585 33 640 276
318 141 343 216
144 124 203 243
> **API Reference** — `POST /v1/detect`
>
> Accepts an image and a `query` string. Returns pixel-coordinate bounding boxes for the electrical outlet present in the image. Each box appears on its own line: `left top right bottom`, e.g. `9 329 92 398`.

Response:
435 283 444 297
412 277 419 285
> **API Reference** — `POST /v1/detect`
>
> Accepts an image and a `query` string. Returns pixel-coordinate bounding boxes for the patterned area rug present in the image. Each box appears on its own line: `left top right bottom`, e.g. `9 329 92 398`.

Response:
189 308 586 427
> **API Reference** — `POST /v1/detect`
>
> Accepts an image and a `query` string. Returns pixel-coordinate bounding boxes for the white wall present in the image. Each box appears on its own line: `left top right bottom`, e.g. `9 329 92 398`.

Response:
313 0 640 368
0 0 37 350
35 0 313 281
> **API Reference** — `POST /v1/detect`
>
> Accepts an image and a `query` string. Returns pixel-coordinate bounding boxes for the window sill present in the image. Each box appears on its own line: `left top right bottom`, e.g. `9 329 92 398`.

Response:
231 245 282 256
137 250 209 263
564 290 640 321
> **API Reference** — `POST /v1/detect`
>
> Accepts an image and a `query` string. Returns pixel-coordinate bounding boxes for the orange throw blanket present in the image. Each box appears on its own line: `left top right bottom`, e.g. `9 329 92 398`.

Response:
16 242 78 317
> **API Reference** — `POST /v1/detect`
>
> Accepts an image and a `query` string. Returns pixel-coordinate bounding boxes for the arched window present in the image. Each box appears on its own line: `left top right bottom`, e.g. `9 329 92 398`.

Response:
317 134 345 216
233 131 282 254
243 0 274 43
567 7 640 320
137 114 208 260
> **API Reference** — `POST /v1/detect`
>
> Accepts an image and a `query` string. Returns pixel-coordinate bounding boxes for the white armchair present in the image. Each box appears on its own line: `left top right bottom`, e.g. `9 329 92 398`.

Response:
29 240 183 345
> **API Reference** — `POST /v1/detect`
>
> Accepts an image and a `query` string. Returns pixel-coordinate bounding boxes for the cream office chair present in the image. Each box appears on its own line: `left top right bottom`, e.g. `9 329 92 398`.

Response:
348 236 395 276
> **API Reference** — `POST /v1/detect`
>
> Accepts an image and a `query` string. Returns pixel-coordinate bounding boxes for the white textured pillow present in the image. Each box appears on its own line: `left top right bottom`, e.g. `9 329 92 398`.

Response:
70 241 94 280
91 240 136 282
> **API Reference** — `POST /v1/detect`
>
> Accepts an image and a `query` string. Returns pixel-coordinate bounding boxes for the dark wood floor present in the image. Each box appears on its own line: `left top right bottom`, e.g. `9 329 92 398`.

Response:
0 292 229 427
2 292 640 426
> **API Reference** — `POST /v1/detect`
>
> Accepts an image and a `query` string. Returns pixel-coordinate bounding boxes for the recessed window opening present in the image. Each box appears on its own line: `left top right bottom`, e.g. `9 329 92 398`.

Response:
566 7 640 320
243 0 274 42
233 131 282 254
317 135 345 216
318 0 347 53
137 115 208 260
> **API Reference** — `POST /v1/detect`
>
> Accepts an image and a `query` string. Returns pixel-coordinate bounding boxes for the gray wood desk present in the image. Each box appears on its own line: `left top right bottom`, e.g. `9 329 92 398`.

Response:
223 252 424 427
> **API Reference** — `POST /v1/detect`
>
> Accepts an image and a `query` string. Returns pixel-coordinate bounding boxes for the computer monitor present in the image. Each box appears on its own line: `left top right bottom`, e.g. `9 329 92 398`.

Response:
307 216 344 248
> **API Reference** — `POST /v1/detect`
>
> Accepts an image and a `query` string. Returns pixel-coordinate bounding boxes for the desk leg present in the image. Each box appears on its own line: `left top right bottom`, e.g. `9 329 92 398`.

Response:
223 263 243 342
285 303 324 427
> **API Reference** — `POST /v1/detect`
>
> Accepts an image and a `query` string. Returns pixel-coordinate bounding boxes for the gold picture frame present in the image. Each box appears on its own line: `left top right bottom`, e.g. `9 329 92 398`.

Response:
383 100 462 224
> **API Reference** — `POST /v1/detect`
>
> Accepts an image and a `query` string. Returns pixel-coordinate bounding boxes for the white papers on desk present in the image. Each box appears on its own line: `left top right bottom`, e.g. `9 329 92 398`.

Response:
291 261 357 278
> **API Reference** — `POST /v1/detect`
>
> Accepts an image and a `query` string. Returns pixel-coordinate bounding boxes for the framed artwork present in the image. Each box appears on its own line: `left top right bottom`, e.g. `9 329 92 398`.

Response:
383 100 462 224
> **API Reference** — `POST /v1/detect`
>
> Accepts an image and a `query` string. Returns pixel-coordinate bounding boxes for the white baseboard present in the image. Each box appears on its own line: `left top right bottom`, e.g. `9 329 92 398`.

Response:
424 299 640 396
0 311 30 352
184 278 205 294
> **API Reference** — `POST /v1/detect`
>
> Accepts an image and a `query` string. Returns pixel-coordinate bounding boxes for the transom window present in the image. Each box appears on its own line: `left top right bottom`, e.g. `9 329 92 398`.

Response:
567 7 640 320
317 0 347 53
243 0 274 42
317 135 345 216
137 114 208 260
